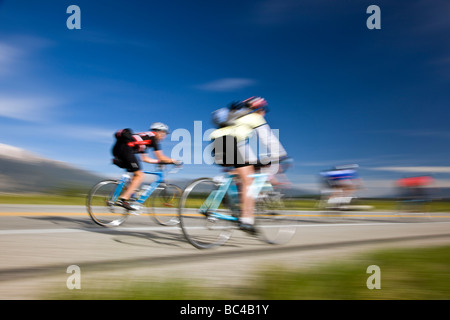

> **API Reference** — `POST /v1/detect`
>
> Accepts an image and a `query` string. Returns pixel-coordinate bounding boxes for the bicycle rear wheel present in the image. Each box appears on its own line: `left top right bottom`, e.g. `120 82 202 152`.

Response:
87 180 129 227
255 190 296 245
148 183 182 226
178 178 234 249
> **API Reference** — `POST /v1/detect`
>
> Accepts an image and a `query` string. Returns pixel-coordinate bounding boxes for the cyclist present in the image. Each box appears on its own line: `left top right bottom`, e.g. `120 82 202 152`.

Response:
319 164 362 207
112 122 179 210
210 97 288 234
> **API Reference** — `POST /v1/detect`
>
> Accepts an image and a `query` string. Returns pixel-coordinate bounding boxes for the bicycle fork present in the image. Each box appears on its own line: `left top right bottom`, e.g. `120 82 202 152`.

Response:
199 174 271 217
247 173 271 199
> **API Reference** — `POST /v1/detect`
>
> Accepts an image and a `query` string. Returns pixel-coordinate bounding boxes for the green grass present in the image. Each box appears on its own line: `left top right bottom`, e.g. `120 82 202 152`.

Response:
50 245 450 300
2 194 450 212
363 199 450 212
0 193 86 205
250 246 450 299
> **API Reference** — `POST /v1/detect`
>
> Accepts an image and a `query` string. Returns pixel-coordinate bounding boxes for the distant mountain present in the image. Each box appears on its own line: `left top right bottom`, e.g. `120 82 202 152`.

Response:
0 143 104 193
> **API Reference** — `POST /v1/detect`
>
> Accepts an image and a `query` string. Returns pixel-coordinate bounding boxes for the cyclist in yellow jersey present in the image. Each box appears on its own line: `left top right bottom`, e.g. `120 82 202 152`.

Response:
210 97 287 234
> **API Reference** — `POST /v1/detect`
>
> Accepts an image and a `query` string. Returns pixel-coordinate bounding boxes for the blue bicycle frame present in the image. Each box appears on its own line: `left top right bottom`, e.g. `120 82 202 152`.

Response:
110 168 166 204
200 172 273 222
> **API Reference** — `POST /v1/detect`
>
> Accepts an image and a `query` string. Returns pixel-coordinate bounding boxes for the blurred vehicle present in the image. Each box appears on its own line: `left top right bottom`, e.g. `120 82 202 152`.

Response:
395 175 435 213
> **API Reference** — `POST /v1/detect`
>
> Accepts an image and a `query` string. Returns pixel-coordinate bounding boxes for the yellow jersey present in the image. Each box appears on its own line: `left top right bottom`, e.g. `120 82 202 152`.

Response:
210 112 267 142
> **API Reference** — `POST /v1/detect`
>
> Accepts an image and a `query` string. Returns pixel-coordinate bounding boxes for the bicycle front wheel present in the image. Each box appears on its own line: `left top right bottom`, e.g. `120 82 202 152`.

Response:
148 183 182 226
86 180 129 227
255 191 297 245
178 178 234 249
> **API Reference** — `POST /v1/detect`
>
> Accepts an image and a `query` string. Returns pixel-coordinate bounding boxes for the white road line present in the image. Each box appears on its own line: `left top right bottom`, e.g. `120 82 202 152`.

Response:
0 221 449 236
0 226 177 236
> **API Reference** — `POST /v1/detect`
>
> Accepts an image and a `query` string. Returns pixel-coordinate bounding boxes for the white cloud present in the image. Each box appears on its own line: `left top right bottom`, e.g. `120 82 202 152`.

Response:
196 78 257 92
0 42 22 75
0 36 53 77
370 167 450 174
0 36 62 123
381 129 450 140
0 95 61 122
434 179 450 188
54 124 114 143
0 121 114 143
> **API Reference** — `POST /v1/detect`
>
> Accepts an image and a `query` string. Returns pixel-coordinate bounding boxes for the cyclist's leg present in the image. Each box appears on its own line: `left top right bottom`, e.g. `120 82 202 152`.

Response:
121 169 144 200
113 144 143 208
214 135 257 233
235 164 255 224
235 138 259 233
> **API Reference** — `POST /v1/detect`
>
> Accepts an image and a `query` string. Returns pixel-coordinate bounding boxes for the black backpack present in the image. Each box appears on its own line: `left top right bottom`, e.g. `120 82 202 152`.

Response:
114 128 134 142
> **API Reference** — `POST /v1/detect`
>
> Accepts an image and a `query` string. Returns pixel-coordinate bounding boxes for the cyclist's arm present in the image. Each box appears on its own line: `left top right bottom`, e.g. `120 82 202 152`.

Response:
152 150 178 164
140 153 159 164
253 123 287 159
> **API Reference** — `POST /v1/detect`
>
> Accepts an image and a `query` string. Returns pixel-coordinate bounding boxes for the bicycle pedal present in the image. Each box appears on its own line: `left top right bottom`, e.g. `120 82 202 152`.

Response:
128 203 142 213
207 216 218 222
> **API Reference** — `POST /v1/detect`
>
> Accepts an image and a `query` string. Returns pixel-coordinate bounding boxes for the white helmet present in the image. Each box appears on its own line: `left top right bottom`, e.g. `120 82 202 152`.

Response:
150 122 170 133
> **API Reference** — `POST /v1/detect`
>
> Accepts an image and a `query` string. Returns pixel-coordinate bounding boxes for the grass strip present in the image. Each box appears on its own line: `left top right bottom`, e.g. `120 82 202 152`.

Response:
50 245 450 300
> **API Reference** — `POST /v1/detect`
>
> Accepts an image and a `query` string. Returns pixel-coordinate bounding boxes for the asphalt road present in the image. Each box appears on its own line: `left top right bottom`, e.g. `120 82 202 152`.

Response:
1 204 450 299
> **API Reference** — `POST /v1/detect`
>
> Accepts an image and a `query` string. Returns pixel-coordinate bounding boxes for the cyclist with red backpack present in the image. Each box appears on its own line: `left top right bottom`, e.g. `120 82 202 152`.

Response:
112 122 179 210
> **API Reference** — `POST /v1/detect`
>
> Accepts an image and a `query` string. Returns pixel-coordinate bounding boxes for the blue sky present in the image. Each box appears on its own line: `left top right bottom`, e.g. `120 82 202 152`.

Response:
1 0 450 196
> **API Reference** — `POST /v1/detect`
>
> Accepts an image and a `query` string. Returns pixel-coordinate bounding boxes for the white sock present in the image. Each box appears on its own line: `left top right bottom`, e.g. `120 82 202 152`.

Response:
240 217 254 225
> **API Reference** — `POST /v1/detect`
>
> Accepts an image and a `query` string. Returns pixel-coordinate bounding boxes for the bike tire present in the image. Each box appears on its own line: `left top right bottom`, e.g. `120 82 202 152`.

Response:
178 178 234 249
148 183 182 226
255 190 296 245
86 180 129 227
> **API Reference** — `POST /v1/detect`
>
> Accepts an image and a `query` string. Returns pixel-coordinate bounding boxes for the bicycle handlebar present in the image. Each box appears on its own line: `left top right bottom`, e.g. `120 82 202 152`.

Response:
154 162 183 174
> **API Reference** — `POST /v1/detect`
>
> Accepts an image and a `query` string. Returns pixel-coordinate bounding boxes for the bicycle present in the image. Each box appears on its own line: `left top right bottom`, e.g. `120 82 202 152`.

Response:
178 170 297 249
86 163 182 227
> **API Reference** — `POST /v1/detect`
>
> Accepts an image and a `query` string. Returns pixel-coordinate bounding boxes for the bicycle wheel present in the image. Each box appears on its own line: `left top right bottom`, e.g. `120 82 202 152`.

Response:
148 183 182 226
87 180 129 227
178 178 234 249
255 190 296 245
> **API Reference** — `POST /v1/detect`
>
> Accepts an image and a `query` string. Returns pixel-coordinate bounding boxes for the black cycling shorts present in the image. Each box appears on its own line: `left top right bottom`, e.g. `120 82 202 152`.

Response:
213 135 250 168
112 142 141 172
